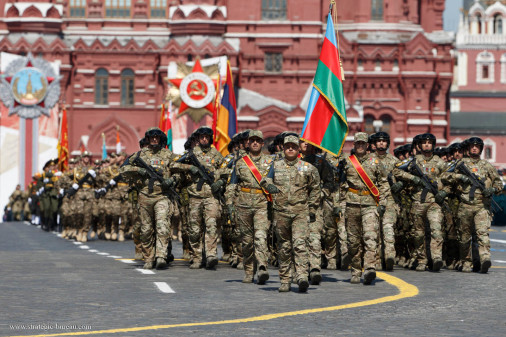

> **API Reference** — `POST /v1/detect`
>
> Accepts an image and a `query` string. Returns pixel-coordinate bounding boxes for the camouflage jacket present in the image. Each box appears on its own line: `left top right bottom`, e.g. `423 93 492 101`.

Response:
225 153 273 207
447 157 502 205
261 157 321 214
372 152 399 203
341 153 389 207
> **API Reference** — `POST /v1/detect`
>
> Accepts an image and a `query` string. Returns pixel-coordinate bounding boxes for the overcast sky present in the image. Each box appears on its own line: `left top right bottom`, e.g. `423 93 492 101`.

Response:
444 0 463 32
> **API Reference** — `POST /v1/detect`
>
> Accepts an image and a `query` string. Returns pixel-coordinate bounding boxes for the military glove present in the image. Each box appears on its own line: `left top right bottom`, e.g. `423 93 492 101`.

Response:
88 169 97 178
391 181 404 194
309 213 316 223
189 166 200 176
483 187 496 198
411 176 422 186
211 180 224 194
332 206 342 217
265 184 280 194
137 168 148 177
227 204 235 218
460 175 471 185
435 190 448 204
161 177 175 190
377 205 386 217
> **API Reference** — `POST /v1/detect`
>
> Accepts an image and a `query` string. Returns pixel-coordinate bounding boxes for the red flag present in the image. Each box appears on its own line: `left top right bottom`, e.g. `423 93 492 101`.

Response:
57 106 69 171
159 104 166 131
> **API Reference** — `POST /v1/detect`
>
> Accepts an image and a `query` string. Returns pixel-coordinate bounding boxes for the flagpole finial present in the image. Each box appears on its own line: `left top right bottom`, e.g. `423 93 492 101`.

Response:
101 132 105 138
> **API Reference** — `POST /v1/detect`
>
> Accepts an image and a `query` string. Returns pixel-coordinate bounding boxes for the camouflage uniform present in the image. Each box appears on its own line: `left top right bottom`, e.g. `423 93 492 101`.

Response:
120 145 177 268
448 157 502 272
262 136 321 289
8 188 24 221
226 132 273 282
393 153 450 271
73 164 96 241
341 135 388 283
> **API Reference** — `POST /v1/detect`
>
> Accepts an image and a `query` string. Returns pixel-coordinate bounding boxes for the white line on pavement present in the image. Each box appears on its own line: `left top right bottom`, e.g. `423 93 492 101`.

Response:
88 249 98 253
79 245 90 249
97 252 109 255
73 242 82 245
491 239 506 244
120 260 136 264
136 268 155 275
154 282 175 293
107 255 122 258
493 260 506 264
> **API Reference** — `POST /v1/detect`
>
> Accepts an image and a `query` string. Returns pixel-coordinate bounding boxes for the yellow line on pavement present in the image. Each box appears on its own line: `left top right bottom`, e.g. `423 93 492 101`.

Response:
8 272 418 337
115 258 135 261
492 266 506 269
489 229 497 232
502 230 506 233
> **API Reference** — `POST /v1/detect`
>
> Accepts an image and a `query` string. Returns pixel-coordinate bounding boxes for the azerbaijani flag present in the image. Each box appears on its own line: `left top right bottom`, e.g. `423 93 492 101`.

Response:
301 13 348 157
164 101 173 151
57 105 69 171
215 61 237 156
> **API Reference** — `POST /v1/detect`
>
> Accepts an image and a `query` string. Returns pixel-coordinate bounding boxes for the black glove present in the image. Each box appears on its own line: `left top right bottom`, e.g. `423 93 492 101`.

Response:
161 177 174 190
377 205 386 217
137 168 148 177
309 213 316 223
227 204 235 218
483 187 496 198
189 166 200 176
211 180 224 194
332 206 342 217
435 190 447 204
460 175 471 185
411 176 422 186
391 181 404 194
265 184 280 194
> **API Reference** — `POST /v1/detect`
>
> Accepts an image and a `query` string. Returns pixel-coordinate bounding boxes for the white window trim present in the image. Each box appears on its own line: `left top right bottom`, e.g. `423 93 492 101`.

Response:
501 54 506 84
476 51 495 84
482 138 496 163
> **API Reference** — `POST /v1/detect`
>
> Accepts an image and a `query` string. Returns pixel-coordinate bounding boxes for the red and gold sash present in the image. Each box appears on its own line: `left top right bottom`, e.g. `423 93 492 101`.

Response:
242 155 273 202
348 154 380 204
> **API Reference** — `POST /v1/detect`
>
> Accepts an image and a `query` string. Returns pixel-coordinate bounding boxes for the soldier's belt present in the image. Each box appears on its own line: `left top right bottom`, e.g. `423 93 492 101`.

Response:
240 187 264 194
348 188 371 196
82 183 92 189
45 184 54 187
117 182 129 187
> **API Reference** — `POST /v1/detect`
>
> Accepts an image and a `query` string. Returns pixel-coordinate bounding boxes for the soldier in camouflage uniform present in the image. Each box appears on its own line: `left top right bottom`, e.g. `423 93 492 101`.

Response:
226 130 273 284
341 132 388 285
393 133 450 272
370 132 399 271
7 185 24 221
261 135 321 293
172 127 225 270
446 137 502 273
73 152 97 242
120 127 178 269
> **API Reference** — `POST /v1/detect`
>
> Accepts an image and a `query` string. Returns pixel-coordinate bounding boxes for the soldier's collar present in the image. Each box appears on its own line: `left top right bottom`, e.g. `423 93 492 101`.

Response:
284 157 298 166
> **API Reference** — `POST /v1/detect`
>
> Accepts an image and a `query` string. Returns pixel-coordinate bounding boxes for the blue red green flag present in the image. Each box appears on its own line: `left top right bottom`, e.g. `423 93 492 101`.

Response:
215 61 237 156
301 13 348 157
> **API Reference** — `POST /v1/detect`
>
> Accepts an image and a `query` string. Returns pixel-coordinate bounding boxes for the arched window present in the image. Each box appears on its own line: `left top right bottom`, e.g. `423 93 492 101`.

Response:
95 68 108 105
380 115 392 134
476 51 495 84
121 69 134 107
476 13 482 34
364 115 375 134
371 0 383 21
494 14 503 34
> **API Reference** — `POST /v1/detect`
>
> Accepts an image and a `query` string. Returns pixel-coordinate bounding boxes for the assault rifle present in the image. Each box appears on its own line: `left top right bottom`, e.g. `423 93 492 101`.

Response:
94 174 123 199
185 150 225 204
65 171 95 197
408 161 450 211
456 162 502 213
131 155 180 205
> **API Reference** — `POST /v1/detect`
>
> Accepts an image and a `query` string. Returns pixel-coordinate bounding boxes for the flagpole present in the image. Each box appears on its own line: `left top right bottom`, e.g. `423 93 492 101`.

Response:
330 0 345 80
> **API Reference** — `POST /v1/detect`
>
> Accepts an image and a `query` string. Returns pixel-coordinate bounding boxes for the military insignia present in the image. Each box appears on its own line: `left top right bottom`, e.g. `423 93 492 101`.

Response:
0 53 61 119
431 167 435 172
472 168 478 172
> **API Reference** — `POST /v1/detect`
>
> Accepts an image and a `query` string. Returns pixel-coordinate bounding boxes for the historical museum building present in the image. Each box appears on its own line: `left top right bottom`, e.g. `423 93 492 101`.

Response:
452 0 506 168
0 0 453 155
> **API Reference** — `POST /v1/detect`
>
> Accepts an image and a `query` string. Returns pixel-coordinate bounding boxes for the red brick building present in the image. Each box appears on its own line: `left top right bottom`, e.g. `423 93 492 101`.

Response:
0 0 453 155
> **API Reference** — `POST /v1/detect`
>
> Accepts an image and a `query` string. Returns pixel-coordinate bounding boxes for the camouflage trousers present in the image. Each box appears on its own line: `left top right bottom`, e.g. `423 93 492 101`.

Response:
236 203 270 276
188 196 220 263
132 202 143 257
274 209 309 284
378 203 397 263
74 189 94 234
442 209 459 266
411 201 443 265
138 193 173 263
457 203 491 265
308 207 323 271
346 204 379 277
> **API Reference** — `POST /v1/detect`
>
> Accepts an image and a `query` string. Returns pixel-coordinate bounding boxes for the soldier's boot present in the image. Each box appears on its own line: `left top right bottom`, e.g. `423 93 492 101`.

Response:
81 233 88 243
398 256 406 267
143 260 154 270
257 266 269 285
310 269 322 285
222 253 231 262
407 258 416 270
236 261 244 270
183 249 191 260
89 230 96 239
278 283 291 293
111 232 118 241
190 261 202 269
104 232 111 240
350 275 361 284
118 230 125 242
155 257 167 270
385 256 395 271
363 269 376 285
432 259 443 272
326 260 337 270
206 256 218 270
461 262 472 273
242 274 254 284
447 260 456 270
297 277 309 293
416 263 426 272
341 253 351 271
480 259 491 274
134 250 143 260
